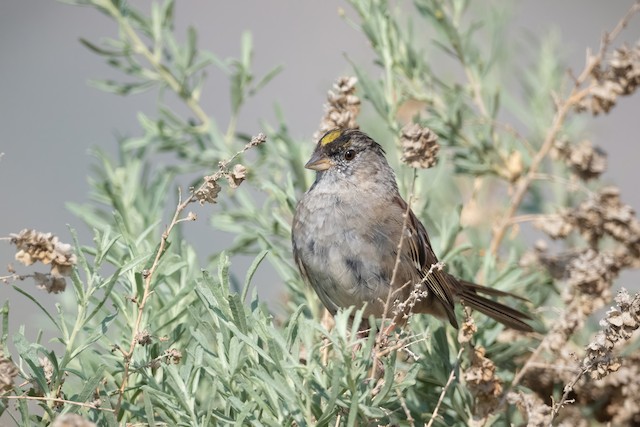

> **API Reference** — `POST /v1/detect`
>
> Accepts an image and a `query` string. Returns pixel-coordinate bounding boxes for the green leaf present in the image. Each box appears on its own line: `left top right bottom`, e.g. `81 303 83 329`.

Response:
79 38 122 56
69 309 118 361
70 365 106 409
240 31 253 70
249 65 283 96
69 227 91 276
17 399 30 427
13 333 49 394
0 301 8 350
69 268 85 303
228 293 248 334
217 252 231 292
11 286 60 332
351 64 388 119
241 250 268 302
161 0 175 28
144 391 157 427
94 228 121 267
84 268 121 325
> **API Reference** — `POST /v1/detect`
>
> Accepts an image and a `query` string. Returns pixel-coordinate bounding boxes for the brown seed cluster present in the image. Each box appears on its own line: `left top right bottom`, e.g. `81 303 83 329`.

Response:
135 329 152 346
10 229 77 293
194 175 222 205
245 132 267 149
569 187 640 251
399 123 440 169
578 43 640 115
464 346 502 418
226 164 247 189
535 248 621 353
535 187 640 265
193 133 266 205
530 185 639 347
0 352 18 393
583 289 640 380
315 76 360 140
458 314 477 344
552 139 607 180
50 414 97 427
565 249 620 314
527 187 639 358
592 352 640 424
507 392 553 427
165 348 182 364
40 356 54 386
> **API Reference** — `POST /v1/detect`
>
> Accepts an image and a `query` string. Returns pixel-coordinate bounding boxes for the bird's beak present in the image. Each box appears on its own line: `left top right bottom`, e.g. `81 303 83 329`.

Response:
305 150 332 171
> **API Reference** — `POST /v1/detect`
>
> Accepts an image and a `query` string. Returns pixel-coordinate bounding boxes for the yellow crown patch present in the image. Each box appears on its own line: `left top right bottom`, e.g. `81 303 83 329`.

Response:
319 129 342 146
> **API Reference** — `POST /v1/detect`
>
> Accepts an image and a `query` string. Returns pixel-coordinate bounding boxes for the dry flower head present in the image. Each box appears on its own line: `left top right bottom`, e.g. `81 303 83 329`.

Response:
135 329 152 346
33 271 67 294
50 414 97 427
552 139 607 180
165 348 182 364
315 76 360 139
458 314 477 344
39 356 54 385
0 352 18 393
578 42 640 115
464 346 502 418
565 249 620 314
583 289 640 380
399 123 440 169
245 132 267 149
496 150 524 183
9 229 77 293
507 391 553 427
194 176 222 205
226 164 247 189
534 187 640 269
193 133 266 205
10 229 77 277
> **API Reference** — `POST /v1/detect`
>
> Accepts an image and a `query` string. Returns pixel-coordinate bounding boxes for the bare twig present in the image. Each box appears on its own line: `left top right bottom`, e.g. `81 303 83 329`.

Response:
2 394 112 412
507 213 557 226
374 333 429 359
371 169 418 379
0 273 26 284
397 388 416 427
550 367 588 420
383 169 419 325
113 135 265 415
426 348 464 427
489 1 640 255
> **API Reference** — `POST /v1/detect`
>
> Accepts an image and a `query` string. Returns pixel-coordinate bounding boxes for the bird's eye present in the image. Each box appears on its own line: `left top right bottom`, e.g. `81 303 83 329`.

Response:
344 149 356 161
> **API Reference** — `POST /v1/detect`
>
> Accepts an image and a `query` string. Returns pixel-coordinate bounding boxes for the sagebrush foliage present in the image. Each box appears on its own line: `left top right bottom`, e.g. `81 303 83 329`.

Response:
2 0 640 425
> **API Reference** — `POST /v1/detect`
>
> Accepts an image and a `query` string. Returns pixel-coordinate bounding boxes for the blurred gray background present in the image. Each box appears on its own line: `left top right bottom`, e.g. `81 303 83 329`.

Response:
1 1 639 347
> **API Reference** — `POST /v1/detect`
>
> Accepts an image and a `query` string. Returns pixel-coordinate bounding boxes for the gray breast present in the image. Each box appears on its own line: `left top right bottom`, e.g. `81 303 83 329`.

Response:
292 186 395 316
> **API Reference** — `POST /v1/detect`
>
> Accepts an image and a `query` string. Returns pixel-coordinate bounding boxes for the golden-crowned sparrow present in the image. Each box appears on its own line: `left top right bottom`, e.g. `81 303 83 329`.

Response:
292 128 533 332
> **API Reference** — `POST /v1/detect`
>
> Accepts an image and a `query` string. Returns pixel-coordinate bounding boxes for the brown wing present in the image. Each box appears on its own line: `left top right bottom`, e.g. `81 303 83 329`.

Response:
396 196 459 328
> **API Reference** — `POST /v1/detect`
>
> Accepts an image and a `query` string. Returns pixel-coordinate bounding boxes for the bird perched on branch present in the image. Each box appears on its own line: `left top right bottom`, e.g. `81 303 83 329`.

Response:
292 128 533 332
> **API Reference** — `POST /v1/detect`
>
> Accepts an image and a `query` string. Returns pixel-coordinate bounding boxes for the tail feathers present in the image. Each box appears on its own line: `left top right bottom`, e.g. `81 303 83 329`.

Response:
454 278 533 332
457 279 529 302
459 290 533 332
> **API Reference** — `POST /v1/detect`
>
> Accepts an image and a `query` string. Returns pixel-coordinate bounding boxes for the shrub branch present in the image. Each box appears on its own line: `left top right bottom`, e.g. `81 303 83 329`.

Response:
489 0 640 256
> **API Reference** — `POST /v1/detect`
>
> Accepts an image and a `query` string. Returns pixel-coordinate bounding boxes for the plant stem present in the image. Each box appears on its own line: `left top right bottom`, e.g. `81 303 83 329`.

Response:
101 1 210 133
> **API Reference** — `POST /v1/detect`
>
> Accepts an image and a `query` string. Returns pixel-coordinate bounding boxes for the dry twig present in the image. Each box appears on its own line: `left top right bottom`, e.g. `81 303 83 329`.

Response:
489 1 640 256
113 134 265 414
426 348 464 427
